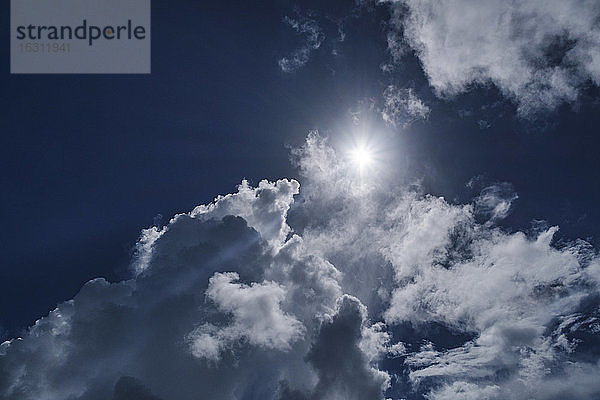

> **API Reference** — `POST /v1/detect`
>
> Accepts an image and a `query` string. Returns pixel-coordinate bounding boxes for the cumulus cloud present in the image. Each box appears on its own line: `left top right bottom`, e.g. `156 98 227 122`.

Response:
381 85 430 127
279 13 324 73
1 133 600 399
278 295 390 400
288 133 600 398
188 272 305 361
386 0 600 116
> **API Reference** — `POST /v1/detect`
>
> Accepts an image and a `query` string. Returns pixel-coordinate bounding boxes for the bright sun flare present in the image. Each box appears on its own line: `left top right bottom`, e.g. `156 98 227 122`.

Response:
349 145 374 169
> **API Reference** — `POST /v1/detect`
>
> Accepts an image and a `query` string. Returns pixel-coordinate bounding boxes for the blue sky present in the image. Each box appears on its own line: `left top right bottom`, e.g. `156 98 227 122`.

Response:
2 1 600 399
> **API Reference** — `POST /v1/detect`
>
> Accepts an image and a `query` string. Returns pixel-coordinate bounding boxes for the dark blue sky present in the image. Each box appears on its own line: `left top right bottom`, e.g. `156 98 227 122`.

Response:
1 0 599 341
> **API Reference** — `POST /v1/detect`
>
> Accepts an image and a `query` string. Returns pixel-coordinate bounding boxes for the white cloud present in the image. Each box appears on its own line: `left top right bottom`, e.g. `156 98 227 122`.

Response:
473 182 518 223
289 133 600 398
188 272 305 361
279 295 390 400
191 179 300 252
386 0 600 116
279 14 324 73
1 133 600 399
381 85 430 127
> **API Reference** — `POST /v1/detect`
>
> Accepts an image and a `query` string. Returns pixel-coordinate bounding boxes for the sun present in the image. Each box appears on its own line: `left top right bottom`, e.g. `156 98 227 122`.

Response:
349 144 374 169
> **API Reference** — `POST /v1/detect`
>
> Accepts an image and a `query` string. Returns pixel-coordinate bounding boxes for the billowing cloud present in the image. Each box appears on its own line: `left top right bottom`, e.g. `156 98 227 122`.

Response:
386 0 600 116
278 295 390 400
2 133 600 399
188 272 305 361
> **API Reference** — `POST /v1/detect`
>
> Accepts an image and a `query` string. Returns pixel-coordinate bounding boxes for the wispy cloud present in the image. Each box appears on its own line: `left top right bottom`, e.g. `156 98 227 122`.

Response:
278 13 324 73
382 85 430 127
474 182 518 224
